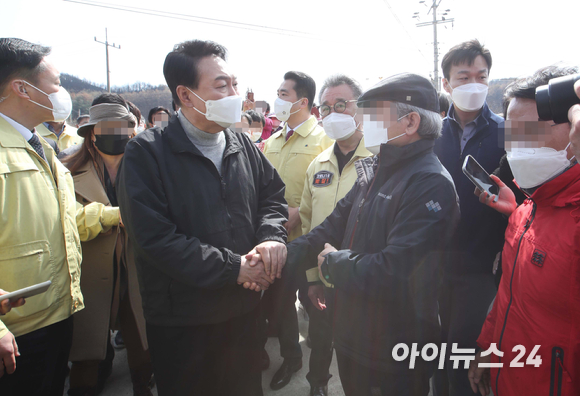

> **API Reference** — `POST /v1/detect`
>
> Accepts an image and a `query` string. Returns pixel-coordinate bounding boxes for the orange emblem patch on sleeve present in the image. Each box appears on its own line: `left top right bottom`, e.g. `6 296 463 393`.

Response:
313 171 334 187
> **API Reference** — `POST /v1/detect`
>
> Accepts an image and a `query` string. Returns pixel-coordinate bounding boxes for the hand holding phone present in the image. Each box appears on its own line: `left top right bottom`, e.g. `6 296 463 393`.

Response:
0 281 51 311
462 155 499 202
0 290 26 315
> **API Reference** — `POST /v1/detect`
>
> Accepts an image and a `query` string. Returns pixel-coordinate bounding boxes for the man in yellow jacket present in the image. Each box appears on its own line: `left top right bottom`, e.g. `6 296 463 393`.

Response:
299 75 372 396
0 38 83 395
262 71 333 391
36 120 83 151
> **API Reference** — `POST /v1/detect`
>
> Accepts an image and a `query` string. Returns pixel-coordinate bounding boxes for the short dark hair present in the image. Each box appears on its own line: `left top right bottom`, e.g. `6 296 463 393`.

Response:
502 65 579 119
164 40 227 106
171 100 178 112
76 115 89 124
91 93 127 107
0 38 51 94
244 110 265 128
319 74 363 103
127 101 142 125
438 91 452 117
241 112 252 126
441 39 492 81
148 106 171 124
284 71 316 111
265 102 270 114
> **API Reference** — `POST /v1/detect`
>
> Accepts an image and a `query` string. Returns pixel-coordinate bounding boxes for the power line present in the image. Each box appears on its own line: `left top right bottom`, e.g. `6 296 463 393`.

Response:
381 0 429 63
94 28 121 93
413 0 454 92
62 0 321 39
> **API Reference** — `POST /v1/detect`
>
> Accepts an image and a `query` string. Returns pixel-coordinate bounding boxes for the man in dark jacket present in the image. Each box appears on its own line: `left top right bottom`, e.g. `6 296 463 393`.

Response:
433 40 507 396
117 40 288 396
286 73 460 396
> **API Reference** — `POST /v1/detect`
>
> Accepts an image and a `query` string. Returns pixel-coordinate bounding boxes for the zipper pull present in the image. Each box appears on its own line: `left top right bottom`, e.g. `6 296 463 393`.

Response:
357 198 365 221
220 178 226 199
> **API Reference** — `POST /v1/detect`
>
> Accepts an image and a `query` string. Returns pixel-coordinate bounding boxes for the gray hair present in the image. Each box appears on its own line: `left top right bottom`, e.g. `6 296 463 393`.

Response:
395 102 442 140
318 74 363 103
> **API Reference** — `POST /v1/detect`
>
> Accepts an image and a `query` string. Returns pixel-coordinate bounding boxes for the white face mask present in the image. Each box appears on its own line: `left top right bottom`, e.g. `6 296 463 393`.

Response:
363 113 409 155
274 97 302 122
451 83 488 112
244 130 262 142
506 143 574 189
322 112 359 141
23 81 72 122
187 88 243 129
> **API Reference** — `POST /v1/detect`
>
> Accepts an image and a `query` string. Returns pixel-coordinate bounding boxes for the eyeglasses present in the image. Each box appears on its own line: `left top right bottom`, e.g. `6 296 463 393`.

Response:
318 100 357 117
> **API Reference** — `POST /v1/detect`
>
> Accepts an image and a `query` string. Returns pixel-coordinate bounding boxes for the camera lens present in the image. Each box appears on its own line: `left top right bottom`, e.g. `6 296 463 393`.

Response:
536 74 580 124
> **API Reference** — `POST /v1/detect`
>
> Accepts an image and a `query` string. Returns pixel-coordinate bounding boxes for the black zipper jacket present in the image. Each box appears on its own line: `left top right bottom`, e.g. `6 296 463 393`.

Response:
117 115 288 327
287 139 460 372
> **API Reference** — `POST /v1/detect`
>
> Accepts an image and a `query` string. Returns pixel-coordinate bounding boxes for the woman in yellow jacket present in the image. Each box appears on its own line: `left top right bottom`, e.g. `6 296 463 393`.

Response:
65 98 152 396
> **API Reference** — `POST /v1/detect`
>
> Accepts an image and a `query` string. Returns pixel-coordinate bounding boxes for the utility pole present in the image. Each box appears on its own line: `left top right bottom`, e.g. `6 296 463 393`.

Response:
413 0 454 92
94 28 121 93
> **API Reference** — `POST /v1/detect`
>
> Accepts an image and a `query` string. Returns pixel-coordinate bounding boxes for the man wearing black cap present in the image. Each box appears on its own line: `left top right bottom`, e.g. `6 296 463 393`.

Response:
285 73 460 395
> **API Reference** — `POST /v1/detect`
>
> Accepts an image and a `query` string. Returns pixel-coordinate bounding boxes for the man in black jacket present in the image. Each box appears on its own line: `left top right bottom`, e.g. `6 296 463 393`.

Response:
286 73 460 396
433 40 506 396
117 40 288 396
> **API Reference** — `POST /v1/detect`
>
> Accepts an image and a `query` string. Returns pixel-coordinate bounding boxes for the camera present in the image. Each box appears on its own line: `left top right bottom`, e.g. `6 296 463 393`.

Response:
536 73 580 124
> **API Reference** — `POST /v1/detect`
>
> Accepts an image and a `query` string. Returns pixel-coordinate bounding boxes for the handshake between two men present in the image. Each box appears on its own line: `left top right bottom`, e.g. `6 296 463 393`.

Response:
235 240 338 299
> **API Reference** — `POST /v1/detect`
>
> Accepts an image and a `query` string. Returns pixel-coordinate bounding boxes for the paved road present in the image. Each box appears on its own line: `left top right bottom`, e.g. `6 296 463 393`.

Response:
64 304 434 396
64 304 344 396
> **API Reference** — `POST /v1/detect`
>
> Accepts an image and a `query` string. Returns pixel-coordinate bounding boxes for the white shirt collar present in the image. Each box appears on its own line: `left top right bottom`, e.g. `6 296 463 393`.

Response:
0 112 33 141
286 119 307 134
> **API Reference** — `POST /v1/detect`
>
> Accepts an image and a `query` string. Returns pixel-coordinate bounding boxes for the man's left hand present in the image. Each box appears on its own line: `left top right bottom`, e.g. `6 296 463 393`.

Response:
253 241 287 280
317 243 337 280
0 290 25 316
284 206 301 233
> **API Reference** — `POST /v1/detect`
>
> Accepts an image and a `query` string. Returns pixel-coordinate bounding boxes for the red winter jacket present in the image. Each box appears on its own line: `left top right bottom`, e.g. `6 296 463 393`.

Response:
477 163 580 396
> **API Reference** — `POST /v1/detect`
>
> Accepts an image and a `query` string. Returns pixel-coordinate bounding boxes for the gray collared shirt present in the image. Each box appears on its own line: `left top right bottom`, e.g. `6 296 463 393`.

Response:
448 106 482 153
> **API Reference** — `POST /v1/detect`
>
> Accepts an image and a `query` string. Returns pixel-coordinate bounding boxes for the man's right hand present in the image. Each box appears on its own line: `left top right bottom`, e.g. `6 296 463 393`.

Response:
468 351 491 396
567 79 580 160
237 256 274 292
0 331 19 378
308 285 326 311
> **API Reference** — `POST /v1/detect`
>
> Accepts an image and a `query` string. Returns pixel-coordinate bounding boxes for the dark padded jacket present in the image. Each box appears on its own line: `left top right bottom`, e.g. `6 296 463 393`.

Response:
434 103 507 275
287 139 460 373
117 115 288 327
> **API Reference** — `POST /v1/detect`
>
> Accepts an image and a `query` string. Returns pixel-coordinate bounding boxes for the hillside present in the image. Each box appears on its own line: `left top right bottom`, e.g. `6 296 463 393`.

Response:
60 73 515 124
61 74 172 123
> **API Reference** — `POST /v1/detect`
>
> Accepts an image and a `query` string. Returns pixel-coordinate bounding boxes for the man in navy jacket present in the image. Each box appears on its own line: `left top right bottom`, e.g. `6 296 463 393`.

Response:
433 40 507 396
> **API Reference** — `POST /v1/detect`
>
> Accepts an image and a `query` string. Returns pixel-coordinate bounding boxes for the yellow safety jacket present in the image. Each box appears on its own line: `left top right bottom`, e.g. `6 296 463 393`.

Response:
263 116 333 241
0 117 84 340
300 138 372 284
36 122 83 151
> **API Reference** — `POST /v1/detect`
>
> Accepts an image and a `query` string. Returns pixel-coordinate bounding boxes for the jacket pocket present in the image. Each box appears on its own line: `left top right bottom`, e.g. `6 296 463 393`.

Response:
550 347 564 396
0 241 59 317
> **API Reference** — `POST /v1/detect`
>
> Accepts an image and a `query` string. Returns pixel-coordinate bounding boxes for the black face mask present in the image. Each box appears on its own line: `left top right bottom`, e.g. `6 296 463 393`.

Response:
94 135 131 155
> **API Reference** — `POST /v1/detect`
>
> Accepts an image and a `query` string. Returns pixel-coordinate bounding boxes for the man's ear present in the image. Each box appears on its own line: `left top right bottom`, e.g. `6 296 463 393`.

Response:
405 112 421 136
442 78 452 95
10 80 30 99
176 86 195 109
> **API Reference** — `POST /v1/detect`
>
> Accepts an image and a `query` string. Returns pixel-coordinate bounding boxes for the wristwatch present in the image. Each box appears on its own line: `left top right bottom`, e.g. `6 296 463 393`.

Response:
320 259 332 283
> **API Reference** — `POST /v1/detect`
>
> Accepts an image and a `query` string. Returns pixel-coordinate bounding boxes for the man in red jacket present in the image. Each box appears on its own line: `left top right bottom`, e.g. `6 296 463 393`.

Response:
468 65 580 396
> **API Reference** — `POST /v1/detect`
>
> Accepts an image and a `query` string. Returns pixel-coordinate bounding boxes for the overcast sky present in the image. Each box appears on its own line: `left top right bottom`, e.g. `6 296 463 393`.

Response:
2 0 579 106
